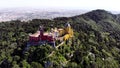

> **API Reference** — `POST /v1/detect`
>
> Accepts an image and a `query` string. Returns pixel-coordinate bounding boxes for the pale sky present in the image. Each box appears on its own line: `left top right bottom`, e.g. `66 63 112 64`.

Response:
0 0 120 11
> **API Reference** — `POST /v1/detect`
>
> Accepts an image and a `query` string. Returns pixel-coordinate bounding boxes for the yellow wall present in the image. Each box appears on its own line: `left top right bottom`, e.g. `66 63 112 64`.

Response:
57 25 74 41
63 26 73 41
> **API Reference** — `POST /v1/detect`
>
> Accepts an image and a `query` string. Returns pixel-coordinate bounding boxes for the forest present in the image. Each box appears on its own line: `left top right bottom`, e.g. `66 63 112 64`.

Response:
0 9 120 68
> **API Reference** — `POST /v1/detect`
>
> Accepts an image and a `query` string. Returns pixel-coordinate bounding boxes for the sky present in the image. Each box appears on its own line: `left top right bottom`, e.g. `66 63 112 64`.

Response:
0 0 120 11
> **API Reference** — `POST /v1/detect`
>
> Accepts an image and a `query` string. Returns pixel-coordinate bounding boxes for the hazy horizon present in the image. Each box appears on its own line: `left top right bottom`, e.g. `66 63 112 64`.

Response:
0 0 120 22
0 0 120 12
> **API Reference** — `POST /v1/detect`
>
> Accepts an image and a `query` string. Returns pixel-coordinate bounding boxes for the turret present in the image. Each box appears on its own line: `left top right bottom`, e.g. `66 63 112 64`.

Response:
63 23 74 41
65 22 71 28
39 25 44 36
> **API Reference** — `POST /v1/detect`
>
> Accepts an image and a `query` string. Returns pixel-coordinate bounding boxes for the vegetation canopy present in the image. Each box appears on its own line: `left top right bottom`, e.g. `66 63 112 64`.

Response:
0 9 120 68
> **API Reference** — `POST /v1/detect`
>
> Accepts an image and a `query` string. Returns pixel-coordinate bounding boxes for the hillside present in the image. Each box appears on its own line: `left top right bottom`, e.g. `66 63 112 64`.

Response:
0 9 120 68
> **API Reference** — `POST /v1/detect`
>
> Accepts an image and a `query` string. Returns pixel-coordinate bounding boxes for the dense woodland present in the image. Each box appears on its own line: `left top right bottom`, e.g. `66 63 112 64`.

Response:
0 9 120 68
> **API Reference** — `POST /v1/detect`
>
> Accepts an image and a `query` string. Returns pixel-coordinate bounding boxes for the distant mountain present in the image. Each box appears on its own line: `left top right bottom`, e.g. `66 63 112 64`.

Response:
68 9 120 32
